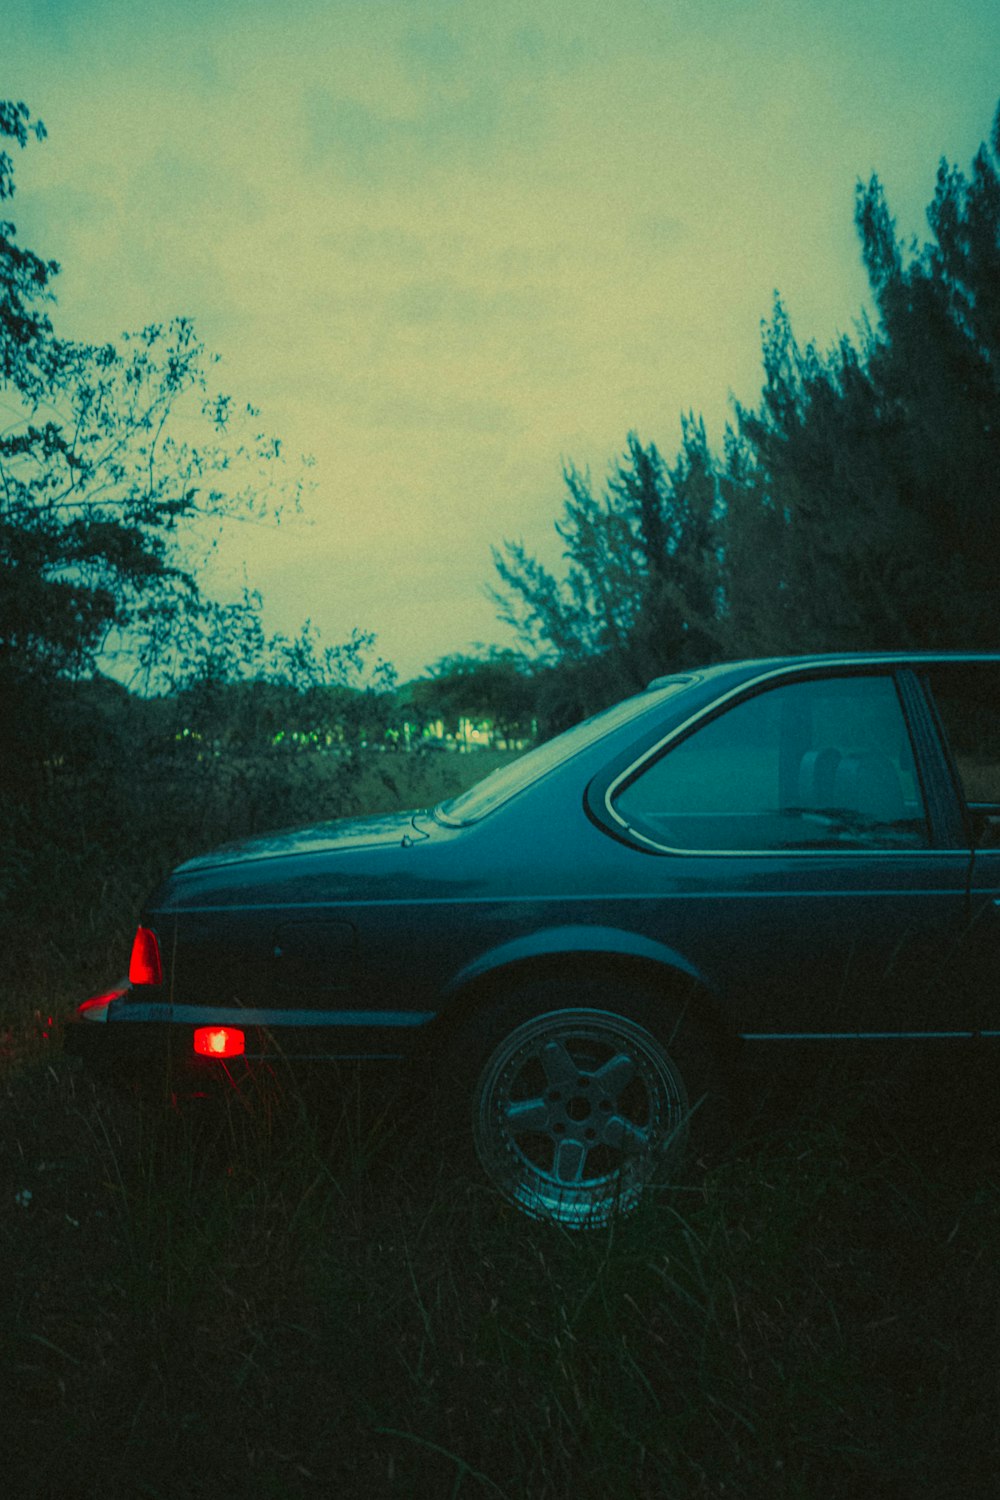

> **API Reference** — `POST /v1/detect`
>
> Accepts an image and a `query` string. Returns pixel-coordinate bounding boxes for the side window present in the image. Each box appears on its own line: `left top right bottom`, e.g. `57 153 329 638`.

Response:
612 674 928 851
924 666 1000 845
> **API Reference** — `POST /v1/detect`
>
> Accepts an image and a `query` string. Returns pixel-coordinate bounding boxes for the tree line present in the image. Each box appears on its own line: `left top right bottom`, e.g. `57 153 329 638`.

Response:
492 99 1000 728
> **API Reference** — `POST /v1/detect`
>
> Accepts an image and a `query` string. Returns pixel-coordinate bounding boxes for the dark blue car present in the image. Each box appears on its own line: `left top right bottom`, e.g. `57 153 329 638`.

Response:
70 652 1000 1224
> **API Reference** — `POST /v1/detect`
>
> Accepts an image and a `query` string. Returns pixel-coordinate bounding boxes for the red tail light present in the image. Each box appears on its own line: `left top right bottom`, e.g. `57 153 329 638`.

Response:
193 1026 245 1059
128 926 163 986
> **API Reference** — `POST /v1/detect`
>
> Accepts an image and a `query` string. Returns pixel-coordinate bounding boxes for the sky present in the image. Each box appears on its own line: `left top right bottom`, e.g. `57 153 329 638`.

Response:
6 0 1000 681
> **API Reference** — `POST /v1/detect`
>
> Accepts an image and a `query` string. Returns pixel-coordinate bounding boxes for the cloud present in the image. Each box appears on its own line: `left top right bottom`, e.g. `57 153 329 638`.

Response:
303 84 515 188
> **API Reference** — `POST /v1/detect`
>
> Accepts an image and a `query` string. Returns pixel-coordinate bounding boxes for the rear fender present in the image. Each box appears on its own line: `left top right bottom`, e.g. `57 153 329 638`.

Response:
435 924 726 1042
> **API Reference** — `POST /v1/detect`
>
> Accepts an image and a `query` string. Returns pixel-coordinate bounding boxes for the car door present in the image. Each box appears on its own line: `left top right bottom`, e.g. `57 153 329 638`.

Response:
919 659 1000 1040
600 667 974 1038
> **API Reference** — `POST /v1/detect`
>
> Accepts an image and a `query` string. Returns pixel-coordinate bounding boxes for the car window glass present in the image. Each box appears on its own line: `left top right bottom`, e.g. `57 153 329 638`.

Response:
924 665 1000 844
612 674 928 851
438 676 695 824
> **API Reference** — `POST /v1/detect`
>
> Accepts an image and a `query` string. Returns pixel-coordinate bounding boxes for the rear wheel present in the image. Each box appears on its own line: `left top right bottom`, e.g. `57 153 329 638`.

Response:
459 980 718 1227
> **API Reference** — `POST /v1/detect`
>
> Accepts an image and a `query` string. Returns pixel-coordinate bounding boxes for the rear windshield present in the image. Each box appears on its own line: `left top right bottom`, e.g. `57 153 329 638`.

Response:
437 676 695 825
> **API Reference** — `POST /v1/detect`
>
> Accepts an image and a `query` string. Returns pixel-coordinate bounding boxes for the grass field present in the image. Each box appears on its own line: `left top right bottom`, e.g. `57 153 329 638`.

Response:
2 748 998 1497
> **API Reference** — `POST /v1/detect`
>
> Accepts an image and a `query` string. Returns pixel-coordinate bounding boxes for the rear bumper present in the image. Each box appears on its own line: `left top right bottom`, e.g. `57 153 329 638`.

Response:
66 994 437 1075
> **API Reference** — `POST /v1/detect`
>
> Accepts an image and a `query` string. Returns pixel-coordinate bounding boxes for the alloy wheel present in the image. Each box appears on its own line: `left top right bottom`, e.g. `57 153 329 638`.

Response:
471 1007 690 1226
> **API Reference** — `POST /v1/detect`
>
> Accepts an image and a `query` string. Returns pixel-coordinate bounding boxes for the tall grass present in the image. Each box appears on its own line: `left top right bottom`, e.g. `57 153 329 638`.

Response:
2 1051 997 1498
2 748 998 1496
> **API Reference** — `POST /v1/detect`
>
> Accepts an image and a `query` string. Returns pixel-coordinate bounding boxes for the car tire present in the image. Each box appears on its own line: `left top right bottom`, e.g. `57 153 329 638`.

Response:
449 976 721 1227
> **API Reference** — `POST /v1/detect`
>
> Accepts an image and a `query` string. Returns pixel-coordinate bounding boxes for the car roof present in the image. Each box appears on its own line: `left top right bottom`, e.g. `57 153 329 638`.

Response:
647 651 1000 693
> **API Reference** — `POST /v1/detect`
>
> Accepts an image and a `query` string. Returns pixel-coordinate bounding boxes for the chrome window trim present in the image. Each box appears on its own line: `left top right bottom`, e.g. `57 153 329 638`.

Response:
603 657 967 858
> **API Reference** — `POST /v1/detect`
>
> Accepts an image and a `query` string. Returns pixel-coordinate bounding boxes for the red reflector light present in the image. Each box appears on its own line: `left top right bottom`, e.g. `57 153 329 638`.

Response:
193 1026 245 1059
78 985 127 1017
129 927 163 987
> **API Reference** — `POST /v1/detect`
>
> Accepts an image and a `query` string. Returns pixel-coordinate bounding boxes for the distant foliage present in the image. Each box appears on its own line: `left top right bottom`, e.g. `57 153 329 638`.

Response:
493 427 726 718
493 100 1000 709
0 101 312 795
728 100 1000 654
403 648 537 744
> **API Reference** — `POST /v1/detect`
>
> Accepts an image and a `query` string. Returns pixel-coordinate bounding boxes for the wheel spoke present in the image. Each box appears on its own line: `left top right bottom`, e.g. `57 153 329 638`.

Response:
592 1051 637 1098
539 1039 577 1088
552 1137 589 1183
504 1097 551 1133
602 1114 650 1153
